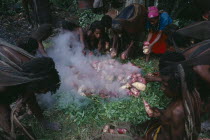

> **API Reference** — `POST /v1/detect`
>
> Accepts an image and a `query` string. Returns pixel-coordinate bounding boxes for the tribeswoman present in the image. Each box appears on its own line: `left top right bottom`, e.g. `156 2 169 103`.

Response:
85 20 110 54
146 49 210 131
136 64 201 140
16 37 39 55
101 15 112 36
143 6 173 61
61 20 85 49
31 24 53 57
0 41 60 139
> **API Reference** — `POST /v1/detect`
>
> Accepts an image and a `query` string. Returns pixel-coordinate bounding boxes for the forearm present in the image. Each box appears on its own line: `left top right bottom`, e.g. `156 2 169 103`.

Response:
38 41 48 57
25 94 44 121
97 41 103 52
146 32 153 42
150 31 162 47
79 29 85 48
145 75 162 83
105 42 110 50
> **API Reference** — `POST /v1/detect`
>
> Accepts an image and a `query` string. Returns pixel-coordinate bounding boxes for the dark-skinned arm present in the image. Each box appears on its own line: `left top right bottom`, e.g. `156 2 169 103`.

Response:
146 32 153 42
194 65 210 85
38 41 48 57
24 93 61 130
170 106 185 140
79 27 85 49
148 31 162 52
24 93 44 121
145 75 162 83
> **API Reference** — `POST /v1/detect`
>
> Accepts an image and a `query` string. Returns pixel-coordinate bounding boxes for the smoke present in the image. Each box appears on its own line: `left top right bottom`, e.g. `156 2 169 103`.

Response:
38 31 141 109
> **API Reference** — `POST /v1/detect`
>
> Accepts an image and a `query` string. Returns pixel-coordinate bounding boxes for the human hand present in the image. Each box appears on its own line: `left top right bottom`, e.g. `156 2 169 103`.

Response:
143 41 150 46
110 49 117 58
89 52 94 56
143 46 151 54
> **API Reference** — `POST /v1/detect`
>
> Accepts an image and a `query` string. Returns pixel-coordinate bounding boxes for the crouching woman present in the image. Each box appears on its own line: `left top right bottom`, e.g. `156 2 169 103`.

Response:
0 57 61 139
137 64 201 140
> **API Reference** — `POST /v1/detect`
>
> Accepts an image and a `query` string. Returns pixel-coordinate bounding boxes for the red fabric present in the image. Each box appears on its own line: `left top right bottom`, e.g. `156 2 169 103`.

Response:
78 0 94 9
149 32 167 54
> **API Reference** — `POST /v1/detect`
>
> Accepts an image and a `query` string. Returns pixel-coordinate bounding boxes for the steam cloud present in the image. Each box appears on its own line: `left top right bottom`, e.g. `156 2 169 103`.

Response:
38 32 142 109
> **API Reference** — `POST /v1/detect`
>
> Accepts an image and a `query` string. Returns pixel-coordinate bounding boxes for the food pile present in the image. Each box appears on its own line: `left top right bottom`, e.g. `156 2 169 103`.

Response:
69 59 146 97
101 122 133 140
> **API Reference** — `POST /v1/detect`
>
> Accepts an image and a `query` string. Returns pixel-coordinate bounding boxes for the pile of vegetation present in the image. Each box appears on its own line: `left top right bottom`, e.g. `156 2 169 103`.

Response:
22 56 171 140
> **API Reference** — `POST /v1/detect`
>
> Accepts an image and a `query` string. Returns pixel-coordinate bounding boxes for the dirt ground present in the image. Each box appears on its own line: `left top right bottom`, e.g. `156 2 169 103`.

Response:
0 6 77 45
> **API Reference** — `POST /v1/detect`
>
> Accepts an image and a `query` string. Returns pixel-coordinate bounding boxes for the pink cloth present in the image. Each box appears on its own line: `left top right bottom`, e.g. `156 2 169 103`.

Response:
148 6 159 18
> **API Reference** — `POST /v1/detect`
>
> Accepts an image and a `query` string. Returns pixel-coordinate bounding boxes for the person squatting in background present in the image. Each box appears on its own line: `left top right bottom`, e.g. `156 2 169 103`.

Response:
31 24 53 57
135 63 201 140
16 24 53 57
85 20 110 55
61 21 86 49
143 6 173 62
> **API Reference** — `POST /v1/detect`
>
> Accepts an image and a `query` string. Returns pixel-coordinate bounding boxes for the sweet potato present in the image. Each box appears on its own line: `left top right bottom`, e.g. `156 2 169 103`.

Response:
103 125 110 133
130 88 140 97
117 128 127 134
132 82 146 91
131 77 138 83
143 99 153 117
137 77 146 84
120 83 131 89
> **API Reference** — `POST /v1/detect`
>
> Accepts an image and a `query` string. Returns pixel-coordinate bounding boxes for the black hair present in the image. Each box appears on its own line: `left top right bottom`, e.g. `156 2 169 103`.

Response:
16 37 38 55
160 63 196 97
90 20 104 33
159 51 186 71
31 24 53 41
160 64 182 96
61 21 79 31
101 15 112 28
21 57 60 94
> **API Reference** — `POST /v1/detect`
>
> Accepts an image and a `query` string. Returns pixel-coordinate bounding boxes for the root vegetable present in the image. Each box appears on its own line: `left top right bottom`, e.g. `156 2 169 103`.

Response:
92 63 98 69
131 77 138 83
136 73 142 77
110 50 117 58
127 91 133 96
120 79 127 84
103 125 109 133
105 75 115 81
109 129 115 134
126 75 131 80
117 128 127 134
130 88 140 97
78 92 86 96
143 99 153 117
143 48 149 54
132 82 146 91
131 73 137 78
120 83 131 89
137 77 146 84
117 75 124 81
121 52 127 60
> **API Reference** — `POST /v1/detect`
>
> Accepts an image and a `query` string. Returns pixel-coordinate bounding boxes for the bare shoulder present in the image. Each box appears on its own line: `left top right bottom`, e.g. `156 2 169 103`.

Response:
171 101 185 122
193 65 210 72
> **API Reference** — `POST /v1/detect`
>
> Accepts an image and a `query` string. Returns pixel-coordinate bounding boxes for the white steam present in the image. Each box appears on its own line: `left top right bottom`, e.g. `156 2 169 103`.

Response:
39 32 141 109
